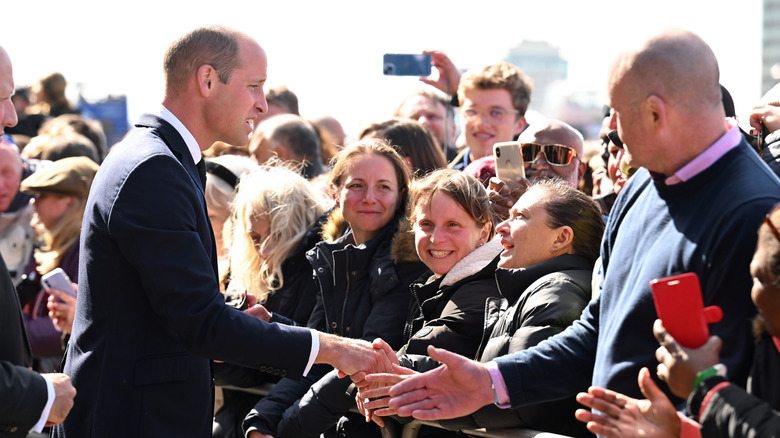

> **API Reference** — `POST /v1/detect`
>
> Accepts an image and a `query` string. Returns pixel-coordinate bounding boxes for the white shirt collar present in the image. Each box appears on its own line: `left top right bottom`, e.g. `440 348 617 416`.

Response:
158 106 202 164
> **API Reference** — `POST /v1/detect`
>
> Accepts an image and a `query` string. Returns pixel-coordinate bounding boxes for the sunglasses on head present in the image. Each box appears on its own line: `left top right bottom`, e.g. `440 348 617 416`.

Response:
765 204 780 242
520 143 579 167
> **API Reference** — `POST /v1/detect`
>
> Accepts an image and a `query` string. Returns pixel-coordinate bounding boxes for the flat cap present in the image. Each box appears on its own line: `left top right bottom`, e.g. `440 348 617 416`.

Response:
21 156 99 199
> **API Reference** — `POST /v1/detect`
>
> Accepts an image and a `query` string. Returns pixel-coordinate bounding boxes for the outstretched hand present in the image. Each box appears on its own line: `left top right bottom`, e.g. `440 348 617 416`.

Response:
575 367 680 438
316 334 398 380
386 345 494 420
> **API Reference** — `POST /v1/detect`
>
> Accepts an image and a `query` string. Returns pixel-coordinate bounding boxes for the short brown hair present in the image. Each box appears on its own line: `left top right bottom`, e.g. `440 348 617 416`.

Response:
458 62 533 116
164 26 244 97
410 168 496 240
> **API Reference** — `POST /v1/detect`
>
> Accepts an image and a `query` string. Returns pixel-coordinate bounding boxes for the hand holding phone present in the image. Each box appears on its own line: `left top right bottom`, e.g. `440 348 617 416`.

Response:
41 268 77 298
493 141 526 190
650 273 722 349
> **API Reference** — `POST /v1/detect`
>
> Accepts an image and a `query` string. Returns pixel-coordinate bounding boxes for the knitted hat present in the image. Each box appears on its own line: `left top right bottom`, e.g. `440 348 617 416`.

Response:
21 156 99 199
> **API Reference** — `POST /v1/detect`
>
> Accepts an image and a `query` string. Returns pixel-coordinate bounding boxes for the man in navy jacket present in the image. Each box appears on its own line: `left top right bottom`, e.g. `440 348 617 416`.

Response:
53 26 392 438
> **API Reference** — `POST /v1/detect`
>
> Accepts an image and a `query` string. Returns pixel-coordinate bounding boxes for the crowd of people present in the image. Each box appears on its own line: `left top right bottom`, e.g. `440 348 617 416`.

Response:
2 23 780 438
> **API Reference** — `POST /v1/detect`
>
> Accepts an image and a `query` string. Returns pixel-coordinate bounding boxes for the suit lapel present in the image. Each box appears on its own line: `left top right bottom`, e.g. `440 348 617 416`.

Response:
135 114 219 279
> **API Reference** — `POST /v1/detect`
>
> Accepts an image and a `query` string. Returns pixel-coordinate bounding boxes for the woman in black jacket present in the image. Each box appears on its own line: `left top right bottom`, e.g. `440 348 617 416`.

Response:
362 180 604 437
243 139 428 438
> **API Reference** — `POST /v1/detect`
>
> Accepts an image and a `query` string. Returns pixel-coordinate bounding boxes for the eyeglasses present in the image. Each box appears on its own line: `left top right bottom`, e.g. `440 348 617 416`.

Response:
520 143 580 167
461 106 519 124
764 205 780 242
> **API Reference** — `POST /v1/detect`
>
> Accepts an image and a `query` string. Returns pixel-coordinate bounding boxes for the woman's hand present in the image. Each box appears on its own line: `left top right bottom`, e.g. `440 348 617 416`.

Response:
244 303 272 322
355 364 417 426
47 285 77 334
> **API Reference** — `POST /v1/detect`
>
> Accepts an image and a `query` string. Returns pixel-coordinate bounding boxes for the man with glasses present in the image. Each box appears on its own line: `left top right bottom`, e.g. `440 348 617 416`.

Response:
488 119 585 220
446 61 532 171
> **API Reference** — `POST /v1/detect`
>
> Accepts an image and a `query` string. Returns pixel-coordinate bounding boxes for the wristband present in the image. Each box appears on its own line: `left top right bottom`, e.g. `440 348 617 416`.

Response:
692 363 726 393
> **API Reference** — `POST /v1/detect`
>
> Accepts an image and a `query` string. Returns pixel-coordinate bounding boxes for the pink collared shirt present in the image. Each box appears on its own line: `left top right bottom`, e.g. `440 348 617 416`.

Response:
665 122 742 185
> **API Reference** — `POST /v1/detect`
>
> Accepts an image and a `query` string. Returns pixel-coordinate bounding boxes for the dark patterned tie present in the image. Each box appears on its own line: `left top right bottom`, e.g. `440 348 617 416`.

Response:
196 156 207 189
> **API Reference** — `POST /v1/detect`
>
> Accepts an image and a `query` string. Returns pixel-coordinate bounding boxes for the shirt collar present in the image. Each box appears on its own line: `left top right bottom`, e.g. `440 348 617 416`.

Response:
664 121 741 185
158 106 202 164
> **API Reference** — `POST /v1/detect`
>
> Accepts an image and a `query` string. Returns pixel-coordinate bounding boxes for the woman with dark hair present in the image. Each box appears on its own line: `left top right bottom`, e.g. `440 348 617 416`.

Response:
362 179 605 437
360 118 447 176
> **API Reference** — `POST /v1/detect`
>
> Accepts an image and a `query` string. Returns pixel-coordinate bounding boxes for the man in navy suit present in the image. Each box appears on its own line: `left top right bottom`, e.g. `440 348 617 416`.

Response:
53 26 393 438
0 44 76 437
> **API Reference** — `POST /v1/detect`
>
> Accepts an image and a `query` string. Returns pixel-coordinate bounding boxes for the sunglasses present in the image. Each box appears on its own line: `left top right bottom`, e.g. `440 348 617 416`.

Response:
520 143 580 167
764 205 780 242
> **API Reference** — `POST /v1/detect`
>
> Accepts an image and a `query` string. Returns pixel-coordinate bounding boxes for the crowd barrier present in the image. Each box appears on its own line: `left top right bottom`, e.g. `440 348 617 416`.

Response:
218 384 573 438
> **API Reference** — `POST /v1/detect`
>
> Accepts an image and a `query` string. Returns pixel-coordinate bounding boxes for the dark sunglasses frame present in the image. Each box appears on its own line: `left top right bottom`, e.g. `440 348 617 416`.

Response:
765 205 780 242
520 143 580 167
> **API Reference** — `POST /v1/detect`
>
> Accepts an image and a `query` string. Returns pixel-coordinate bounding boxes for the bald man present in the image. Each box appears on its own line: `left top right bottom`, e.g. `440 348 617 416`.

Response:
248 113 324 179
379 29 780 424
487 119 586 220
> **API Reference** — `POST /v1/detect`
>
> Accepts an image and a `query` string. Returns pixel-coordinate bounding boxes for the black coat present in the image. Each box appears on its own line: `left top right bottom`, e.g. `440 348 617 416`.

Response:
397 240 503 372
213 213 328 438
0 253 48 437
52 114 313 438
439 254 594 437
688 321 780 437
243 212 427 438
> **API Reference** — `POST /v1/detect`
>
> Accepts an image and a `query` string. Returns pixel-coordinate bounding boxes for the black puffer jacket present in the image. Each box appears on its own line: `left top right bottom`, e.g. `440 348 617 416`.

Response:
438 254 594 437
397 239 503 371
242 210 427 438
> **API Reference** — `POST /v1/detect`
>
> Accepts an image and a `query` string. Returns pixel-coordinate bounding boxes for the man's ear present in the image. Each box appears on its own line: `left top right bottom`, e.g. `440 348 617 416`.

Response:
513 115 528 137
274 145 291 161
643 95 666 130
197 65 216 97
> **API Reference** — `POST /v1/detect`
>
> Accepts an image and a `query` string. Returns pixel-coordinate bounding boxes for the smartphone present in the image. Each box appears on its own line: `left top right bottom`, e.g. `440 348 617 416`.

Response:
41 268 77 298
383 54 432 76
493 141 526 190
650 272 722 349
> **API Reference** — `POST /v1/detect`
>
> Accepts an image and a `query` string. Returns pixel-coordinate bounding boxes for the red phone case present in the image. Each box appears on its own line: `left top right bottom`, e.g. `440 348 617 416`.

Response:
650 273 722 349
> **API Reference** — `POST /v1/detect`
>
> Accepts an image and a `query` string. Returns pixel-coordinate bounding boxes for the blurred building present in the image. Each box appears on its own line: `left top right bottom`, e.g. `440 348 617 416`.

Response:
763 0 780 94
504 40 604 139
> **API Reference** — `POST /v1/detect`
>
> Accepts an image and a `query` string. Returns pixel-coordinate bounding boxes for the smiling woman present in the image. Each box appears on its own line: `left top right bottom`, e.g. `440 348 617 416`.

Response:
352 169 504 436
242 138 429 438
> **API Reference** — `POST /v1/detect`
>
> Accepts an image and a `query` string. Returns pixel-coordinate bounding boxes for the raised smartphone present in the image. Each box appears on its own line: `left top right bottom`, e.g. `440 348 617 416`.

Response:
650 272 722 349
493 141 526 190
383 53 432 76
41 267 77 298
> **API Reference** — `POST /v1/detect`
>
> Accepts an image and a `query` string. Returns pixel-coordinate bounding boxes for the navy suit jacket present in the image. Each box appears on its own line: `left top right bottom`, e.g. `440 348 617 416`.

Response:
53 115 313 437
0 253 47 437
